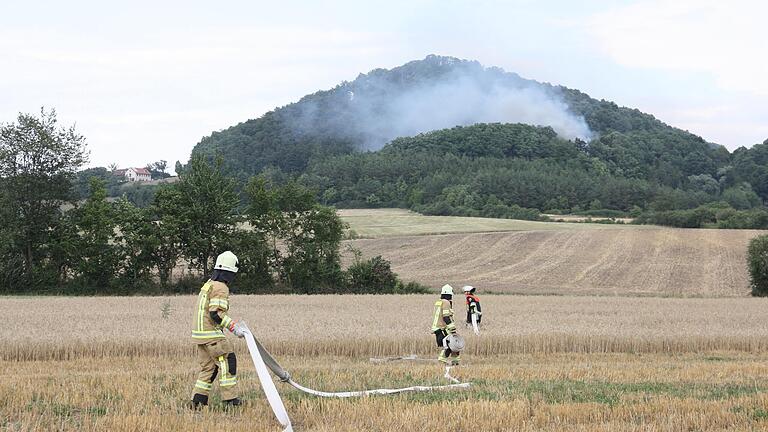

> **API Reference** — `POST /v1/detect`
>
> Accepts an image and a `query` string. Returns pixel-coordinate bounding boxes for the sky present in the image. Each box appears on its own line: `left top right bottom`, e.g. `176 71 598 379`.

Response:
1 0 766 172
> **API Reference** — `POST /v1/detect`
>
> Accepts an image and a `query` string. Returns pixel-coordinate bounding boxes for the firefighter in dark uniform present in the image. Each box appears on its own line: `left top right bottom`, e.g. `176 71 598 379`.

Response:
463 285 482 326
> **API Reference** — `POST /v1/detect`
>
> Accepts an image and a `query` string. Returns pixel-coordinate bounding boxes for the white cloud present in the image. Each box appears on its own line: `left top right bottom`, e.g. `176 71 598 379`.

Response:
587 0 768 95
588 0 768 95
578 0 768 148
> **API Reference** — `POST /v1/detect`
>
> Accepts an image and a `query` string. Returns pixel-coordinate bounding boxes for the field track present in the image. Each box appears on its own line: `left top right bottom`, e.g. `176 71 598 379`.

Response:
346 228 763 296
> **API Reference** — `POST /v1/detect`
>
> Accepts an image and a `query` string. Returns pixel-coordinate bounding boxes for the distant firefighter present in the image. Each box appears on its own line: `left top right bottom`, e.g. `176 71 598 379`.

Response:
190 251 248 409
431 284 462 365
463 285 482 327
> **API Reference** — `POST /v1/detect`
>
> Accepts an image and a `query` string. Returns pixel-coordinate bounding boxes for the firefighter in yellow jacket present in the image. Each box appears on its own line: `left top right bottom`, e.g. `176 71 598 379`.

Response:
431 284 461 365
190 251 248 408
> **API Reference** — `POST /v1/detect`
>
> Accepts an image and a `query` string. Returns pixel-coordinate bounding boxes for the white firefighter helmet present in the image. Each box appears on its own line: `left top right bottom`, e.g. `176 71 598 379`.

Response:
441 284 454 295
214 251 239 273
445 334 465 352
462 285 475 293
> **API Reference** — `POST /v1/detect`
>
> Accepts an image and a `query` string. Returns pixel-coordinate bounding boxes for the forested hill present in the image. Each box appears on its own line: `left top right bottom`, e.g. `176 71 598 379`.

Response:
187 55 768 226
191 55 724 178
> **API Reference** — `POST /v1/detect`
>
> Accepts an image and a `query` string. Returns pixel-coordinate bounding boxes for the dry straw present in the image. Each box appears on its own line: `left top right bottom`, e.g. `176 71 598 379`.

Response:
5 294 768 361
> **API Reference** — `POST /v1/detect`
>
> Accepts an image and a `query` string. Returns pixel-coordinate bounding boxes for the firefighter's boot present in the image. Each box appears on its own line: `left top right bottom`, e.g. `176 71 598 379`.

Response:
190 393 208 410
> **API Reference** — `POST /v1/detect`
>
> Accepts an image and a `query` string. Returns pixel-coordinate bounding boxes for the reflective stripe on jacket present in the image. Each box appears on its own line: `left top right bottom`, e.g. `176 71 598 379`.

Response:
191 280 233 343
431 299 453 331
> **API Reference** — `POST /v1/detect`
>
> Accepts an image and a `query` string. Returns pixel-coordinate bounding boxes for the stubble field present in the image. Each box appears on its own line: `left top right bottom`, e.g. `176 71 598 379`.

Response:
4 295 768 431
346 228 760 297
4 211 768 430
340 208 762 297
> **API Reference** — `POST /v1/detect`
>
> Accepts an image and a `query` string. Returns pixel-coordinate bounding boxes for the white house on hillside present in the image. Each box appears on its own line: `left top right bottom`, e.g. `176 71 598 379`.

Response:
114 167 152 182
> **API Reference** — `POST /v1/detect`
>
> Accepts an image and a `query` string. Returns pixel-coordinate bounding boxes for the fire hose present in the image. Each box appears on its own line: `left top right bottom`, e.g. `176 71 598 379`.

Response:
471 312 480 335
242 326 470 431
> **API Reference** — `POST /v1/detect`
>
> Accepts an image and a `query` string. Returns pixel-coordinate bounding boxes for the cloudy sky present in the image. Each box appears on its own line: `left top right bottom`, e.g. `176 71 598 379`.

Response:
1 0 766 171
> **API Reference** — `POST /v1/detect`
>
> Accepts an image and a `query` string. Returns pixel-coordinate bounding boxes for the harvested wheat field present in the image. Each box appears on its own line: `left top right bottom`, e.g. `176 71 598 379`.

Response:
4 295 768 431
5 353 768 431
346 228 763 297
5 295 768 361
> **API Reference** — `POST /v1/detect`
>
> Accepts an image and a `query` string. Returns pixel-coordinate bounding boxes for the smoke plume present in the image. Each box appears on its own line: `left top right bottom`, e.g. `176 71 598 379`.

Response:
290 56 593 150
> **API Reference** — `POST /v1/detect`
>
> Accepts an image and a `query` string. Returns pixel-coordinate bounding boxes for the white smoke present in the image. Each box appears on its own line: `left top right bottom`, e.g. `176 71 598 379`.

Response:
291 58 594 150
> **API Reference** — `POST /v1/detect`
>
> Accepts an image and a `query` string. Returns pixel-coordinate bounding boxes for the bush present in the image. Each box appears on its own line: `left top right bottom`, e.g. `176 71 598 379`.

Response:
393 280 431 294
345 255 398 293
345 255 428 294
573 209 628 218
637 204 768 229
748 234 768 296
170 274 205 294
717 209 768 229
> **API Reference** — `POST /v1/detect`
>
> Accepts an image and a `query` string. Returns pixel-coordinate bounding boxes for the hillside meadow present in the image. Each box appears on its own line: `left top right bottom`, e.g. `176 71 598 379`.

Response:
338 208 647 238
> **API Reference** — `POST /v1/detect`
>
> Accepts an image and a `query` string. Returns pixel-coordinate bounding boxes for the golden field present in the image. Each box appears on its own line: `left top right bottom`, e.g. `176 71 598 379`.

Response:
339 208 763 297
346 228 761 296
4 295 768 431
5 353 768 431
5 295 768 361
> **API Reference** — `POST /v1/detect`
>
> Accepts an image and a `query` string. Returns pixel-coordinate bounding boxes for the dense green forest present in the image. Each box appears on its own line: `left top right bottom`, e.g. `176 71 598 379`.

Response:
178 55 768 228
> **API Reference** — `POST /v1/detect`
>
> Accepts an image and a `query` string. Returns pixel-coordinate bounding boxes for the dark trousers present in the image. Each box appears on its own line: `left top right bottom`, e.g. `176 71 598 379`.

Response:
434 329 452 357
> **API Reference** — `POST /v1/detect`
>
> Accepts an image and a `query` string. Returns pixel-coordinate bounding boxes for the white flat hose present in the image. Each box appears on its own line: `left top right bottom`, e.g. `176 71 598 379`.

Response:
244 327 470 403
471 313 480 335
243 330 293 432
287 377 469 397
444 366 461 384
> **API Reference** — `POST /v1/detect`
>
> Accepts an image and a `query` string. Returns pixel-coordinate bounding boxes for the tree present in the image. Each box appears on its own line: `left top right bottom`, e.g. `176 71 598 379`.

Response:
244 176 345 292
748 234 768 296
281 204 345 292
71 178 121 291
723 183 762 210
149 186 185 287
74 167 120 199
687 174 720 195
113 199 156 288
170 155 239 275
244 176 284 280
146 160 170 180
0 108 88 284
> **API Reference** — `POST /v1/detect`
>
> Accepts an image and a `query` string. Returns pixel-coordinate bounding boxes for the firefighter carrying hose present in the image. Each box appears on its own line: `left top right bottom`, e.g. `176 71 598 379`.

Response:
463 285 482 327
432 284 461 365
190 251 248 409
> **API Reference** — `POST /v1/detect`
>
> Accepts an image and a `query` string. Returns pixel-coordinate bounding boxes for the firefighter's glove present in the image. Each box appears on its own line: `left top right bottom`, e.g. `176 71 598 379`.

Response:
229 321 248 338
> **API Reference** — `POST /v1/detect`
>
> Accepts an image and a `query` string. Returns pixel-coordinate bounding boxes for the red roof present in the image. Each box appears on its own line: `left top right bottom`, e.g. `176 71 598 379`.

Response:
133 168 151 175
